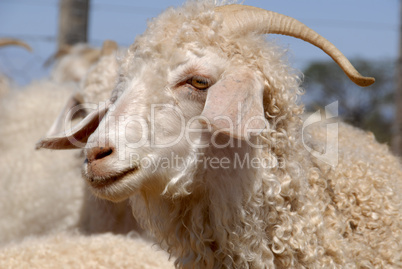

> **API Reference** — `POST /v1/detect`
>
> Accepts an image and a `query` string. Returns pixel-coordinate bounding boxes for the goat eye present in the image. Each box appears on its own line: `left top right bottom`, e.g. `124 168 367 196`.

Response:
188 76 210 90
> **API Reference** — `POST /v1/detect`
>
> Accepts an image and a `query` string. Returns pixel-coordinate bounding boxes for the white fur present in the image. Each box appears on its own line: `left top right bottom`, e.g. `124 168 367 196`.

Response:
0 231 173 269
0 81 84 244
0 45 134 243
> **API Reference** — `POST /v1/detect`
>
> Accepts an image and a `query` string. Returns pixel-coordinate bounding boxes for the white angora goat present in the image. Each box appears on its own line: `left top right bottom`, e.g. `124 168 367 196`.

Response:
37 1 401 268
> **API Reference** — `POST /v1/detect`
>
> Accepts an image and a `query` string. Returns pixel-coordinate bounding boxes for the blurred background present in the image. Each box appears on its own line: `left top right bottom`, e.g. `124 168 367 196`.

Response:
0 0 399 150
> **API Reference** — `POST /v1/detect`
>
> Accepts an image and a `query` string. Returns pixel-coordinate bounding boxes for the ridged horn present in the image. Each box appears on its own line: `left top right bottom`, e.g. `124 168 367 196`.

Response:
0 38 32 52
215 5 375 87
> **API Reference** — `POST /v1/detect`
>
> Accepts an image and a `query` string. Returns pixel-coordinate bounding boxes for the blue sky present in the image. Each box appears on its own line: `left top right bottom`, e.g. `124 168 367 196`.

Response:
0 0 398 85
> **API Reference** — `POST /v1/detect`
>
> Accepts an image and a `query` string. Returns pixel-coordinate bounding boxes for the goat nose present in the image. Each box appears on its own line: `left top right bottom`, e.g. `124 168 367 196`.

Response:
86 146 114 163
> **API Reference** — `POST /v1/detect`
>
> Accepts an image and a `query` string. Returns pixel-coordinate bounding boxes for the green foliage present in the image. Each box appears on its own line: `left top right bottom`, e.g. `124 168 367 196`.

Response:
302 59 395 143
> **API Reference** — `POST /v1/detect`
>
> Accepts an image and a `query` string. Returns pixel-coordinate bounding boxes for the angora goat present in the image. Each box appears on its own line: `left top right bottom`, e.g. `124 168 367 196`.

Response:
37 1 402 268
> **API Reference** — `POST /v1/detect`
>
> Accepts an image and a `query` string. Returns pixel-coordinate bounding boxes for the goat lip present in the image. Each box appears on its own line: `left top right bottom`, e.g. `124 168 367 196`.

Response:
83 167 139 189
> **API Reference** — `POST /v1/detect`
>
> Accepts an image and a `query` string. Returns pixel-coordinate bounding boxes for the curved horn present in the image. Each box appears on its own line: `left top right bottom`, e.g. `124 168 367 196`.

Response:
0 38 32 52
215 5 375 87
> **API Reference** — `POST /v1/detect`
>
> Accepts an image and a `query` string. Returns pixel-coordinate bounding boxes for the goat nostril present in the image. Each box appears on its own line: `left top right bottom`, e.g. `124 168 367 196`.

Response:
86 146 115 163
94 147 114 160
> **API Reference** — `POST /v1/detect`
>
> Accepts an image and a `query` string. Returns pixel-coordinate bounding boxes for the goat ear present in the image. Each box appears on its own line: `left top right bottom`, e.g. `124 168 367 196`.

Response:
45 92 86 137
36 102 110 150
200 69 267 140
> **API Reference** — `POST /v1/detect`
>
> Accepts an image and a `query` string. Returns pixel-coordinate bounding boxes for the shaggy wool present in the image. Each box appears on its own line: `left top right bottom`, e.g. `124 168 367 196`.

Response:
0 231 174 269
0 81 84 245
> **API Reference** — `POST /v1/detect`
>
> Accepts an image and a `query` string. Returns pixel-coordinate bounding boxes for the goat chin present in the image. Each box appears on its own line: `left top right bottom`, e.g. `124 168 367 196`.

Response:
83 168 140 203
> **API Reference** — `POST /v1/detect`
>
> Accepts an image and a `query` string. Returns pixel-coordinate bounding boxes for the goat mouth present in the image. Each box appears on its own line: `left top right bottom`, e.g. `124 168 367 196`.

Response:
82 166 139 189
